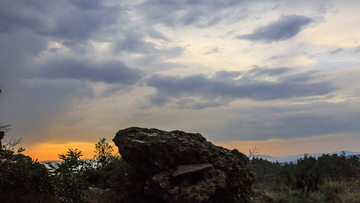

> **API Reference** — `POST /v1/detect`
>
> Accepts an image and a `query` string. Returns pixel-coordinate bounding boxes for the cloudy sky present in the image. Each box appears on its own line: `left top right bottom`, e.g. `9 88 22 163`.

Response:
1 0 360 160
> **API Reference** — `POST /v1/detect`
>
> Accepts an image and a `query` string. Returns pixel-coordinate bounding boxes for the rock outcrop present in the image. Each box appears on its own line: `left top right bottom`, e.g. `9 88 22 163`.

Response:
113 127 255 203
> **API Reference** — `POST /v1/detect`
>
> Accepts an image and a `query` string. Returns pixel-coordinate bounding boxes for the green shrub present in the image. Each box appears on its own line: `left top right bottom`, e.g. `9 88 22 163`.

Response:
319 181 348 202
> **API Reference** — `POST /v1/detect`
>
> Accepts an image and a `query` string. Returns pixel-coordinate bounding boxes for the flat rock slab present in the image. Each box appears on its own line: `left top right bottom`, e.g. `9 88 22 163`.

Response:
172 163 213 177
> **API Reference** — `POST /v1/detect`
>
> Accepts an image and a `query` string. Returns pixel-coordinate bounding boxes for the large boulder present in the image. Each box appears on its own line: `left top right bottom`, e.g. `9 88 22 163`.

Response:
113 127 255 203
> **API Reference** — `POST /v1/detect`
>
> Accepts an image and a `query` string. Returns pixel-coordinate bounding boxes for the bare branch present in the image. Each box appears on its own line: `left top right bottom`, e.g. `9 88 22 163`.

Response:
0 124 11 132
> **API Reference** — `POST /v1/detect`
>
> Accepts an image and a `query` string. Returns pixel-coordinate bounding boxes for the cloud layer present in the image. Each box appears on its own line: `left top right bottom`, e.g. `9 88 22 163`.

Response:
145 67 334 109
138 0 248 27
0 0 359 158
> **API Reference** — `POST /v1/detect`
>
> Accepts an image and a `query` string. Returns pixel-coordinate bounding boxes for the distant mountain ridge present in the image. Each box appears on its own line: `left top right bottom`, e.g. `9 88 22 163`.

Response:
251 150 360 163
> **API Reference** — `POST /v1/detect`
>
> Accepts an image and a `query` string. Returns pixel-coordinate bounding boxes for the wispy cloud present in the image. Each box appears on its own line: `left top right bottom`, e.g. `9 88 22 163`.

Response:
235 15 312 43
203 46 220 55
353 46 360 54
137 0 248 27
328 48 343 54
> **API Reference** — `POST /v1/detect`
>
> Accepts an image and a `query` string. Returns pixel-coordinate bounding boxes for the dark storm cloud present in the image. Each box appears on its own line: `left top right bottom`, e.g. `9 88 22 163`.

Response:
0 0 46 34
0 0 122 43
235 15 313 42
137 0 248 27
135 60 187 73
113 31 158 54
0 0 131 143
43 4 121 44
144 67 335 108
69 0 103 10
0 0 184 61
0 0 124 106
33 59 145 85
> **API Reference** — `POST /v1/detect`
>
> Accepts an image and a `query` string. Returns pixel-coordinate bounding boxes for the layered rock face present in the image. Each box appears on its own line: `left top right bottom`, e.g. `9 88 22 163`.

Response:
113 127 254 203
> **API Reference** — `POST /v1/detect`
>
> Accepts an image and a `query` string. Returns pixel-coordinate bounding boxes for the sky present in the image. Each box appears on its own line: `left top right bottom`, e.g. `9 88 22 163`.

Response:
0 0 360 161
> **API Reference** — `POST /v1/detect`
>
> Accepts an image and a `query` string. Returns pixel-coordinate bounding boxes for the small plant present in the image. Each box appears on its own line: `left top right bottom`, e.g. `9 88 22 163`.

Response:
0 123 11 132
94 138 116 166
249 146 260 159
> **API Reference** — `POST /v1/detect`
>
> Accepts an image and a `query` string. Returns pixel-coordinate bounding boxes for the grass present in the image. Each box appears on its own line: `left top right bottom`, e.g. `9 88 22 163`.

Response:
252 179 360 203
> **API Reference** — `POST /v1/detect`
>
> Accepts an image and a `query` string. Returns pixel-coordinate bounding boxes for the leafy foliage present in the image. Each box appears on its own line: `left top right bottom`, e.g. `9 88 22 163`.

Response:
94 138 115 165
47 148 89 203
84 138 129 189
45 138 129 202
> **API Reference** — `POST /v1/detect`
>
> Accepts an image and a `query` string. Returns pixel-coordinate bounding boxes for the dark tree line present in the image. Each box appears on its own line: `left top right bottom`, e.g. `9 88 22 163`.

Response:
251 152 360 192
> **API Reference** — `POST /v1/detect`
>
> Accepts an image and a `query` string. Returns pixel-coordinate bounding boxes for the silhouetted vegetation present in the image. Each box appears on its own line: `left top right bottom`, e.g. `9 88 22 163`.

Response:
0 138 129 203
0 123 11 132
0 138 56 202
2 132 360 202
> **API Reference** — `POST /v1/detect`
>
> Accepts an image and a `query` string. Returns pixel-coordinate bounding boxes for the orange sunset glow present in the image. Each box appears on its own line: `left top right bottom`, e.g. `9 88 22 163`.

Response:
25 142 97 162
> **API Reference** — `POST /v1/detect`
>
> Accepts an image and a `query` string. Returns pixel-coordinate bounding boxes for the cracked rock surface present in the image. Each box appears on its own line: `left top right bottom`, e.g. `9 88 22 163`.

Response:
113 127 254 203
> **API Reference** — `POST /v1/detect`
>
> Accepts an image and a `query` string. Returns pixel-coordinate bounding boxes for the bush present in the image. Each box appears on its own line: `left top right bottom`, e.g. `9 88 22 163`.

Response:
0 139 55 203
46 138 130 202
47 148 91 203
319 181 348 202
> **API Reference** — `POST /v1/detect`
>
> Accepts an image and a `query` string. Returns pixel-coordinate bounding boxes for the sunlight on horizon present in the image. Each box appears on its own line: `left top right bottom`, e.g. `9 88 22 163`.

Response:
26 141 118 162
